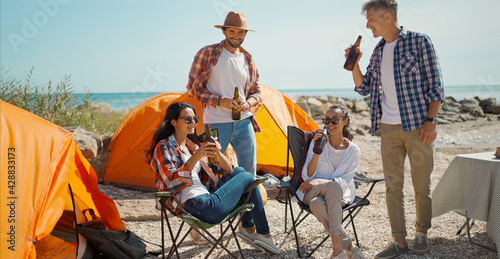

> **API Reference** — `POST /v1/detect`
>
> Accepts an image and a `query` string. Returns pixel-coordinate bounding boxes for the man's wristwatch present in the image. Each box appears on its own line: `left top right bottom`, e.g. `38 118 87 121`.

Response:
425 117 437 124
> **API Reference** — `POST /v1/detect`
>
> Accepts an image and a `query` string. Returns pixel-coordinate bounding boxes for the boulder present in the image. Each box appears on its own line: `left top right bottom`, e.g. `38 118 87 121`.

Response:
457 115 469 122
296 100 310 115
344 100 354 109
318 95 329 102
360 111 371 117
444 96 457 103
353 100 369 113
440 103 460 114
91 133 113 179
321 102 333 111
336 97 347 106
459 98 480 113
492 104 500 114
485 104 500 114
307 97 325 118
471 107 485 117
437 117 451 124
479 97 496 108
307 97 323 107
71 127 99 160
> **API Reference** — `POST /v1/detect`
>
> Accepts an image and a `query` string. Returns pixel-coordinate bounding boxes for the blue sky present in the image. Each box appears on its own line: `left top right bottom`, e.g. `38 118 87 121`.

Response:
1 0 499 94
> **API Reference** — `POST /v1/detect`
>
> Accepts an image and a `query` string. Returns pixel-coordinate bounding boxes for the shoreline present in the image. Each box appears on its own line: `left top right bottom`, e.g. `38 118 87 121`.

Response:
80 86 500 111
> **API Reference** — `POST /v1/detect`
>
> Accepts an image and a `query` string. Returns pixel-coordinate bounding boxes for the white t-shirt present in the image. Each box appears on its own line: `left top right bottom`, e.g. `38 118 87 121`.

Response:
380 39 402 125
178 155 210 204
204 48 252 124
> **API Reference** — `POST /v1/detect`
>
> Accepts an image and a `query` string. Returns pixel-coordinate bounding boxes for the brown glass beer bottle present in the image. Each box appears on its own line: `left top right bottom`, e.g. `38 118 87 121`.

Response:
232 87 241 120
344 35 362 71
204 125 218 163
313 126 328 155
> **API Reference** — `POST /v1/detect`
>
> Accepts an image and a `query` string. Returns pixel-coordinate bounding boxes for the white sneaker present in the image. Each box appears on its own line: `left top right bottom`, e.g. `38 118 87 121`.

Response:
236 226 262 251
346 246 366 259
330 251 348 259
189 229 209 245
253 234 281 255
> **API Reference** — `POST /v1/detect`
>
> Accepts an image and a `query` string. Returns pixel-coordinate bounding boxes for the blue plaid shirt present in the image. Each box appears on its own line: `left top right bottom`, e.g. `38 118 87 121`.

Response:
355 27 445 135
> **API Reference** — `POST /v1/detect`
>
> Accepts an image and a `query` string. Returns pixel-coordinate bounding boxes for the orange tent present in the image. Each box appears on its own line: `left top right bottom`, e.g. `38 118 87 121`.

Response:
0 101 125 259
102 84 318 190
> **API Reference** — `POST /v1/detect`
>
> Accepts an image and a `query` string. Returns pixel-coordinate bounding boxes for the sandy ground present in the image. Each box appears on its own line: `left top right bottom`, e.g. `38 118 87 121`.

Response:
102 114 499 258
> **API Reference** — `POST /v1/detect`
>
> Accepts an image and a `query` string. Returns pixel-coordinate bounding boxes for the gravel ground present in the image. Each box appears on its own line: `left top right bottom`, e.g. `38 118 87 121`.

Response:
101 115 499 258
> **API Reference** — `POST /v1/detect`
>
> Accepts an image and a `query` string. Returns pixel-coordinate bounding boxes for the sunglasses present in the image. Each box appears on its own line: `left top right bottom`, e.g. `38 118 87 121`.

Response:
178 116 200 124
322 117 341 125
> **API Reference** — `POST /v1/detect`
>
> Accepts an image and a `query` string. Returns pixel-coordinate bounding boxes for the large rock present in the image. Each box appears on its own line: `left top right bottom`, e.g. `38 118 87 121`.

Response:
318 95 329 102
296 100 310 114
353 100 369 113
90 133 113 180
479 97 496 108
459 98 480 113
69 127 112 179
472 107 485 117
485 104 500 114
71 127 99 160
307 97 323 107
307 97 325 118
440 103 460 114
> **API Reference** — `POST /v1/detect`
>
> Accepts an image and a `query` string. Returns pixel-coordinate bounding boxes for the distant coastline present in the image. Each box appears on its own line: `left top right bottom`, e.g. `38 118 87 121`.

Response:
76 85 500 111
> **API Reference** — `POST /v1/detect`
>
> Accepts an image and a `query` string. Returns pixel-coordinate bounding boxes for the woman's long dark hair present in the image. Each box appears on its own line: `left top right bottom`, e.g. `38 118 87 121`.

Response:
145 102 199 161
328 104 353 141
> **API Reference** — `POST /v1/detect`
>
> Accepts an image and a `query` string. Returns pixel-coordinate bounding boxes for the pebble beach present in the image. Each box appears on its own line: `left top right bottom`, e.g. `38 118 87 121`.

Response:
98 101 499 258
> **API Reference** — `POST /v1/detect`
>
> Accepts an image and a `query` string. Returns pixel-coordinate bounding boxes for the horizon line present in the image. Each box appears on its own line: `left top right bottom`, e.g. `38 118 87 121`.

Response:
74 84 499 94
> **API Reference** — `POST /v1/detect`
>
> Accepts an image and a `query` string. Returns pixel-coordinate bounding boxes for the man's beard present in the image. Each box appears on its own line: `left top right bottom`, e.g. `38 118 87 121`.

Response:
226 37 244 48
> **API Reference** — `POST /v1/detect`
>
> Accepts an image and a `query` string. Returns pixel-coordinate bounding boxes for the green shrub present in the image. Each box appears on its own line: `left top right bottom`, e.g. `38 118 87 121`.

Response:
1 67 126 134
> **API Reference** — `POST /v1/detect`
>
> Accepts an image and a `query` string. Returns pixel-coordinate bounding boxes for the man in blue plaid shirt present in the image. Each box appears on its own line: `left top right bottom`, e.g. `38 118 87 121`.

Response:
347 1 444 258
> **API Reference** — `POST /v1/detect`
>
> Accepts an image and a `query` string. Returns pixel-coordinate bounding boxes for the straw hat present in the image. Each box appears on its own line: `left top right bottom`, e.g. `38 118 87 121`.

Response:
214 11 255 32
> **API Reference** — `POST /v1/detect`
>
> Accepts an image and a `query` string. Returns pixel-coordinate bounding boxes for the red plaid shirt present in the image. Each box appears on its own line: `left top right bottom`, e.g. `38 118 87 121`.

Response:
186 40 262 132
151 135 210 215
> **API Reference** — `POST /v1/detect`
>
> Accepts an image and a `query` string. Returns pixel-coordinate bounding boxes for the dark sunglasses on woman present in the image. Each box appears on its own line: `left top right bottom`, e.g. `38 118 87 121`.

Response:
322 117 341 125
178 116 200 124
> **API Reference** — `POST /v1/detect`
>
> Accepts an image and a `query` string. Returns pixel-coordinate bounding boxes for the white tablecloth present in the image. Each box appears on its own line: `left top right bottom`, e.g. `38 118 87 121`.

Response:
432 152 500 253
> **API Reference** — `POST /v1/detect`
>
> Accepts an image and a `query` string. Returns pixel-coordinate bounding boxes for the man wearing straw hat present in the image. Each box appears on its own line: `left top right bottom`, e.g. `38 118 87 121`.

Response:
186 11 260 177
186 12 281 254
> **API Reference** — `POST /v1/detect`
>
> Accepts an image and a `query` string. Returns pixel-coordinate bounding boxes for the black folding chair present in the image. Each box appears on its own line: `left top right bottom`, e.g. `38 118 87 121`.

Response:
155 177 267 259
277 125 384 257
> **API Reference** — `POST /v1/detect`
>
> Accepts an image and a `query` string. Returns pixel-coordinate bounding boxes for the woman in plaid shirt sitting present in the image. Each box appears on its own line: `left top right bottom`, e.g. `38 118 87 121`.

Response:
146 102 280 255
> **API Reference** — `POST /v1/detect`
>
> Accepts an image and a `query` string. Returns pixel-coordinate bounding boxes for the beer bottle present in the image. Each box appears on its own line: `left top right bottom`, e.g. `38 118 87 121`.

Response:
343 35 362 71
313 126 328 155
204 125 218 163
232 87 241 120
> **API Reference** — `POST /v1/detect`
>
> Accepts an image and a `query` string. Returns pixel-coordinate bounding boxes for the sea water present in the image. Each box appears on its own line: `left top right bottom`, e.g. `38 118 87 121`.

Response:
77 85 500 111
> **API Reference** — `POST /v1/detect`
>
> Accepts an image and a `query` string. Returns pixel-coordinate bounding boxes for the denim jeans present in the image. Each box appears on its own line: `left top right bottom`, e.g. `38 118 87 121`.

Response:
183 167 270 235
206 117 257 176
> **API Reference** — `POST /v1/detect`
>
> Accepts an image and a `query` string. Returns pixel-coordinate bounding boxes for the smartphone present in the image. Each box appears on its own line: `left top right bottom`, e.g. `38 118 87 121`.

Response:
198 128 218 142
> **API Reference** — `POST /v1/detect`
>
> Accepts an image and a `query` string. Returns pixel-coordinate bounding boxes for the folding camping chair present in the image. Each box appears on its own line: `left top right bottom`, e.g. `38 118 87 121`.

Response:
155 177 267 259
277 125 384 257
